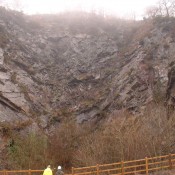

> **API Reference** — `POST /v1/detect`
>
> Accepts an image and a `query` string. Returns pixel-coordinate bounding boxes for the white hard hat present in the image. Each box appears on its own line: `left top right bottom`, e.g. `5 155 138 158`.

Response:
58 166 61 170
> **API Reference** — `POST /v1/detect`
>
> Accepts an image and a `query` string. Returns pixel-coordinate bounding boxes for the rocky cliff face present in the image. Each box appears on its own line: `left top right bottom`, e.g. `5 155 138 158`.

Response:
0 8 175 141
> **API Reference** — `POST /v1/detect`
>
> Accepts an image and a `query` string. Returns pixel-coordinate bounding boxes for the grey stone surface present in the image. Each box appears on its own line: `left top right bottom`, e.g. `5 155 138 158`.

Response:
0 8 174 139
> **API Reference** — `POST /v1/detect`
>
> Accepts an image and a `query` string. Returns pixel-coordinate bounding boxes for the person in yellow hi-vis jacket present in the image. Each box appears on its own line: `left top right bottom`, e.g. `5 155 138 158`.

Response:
43 165 53 175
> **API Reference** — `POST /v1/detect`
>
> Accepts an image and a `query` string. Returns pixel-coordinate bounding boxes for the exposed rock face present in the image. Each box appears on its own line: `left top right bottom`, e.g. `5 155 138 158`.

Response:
166 63 175 107
0 8 175 137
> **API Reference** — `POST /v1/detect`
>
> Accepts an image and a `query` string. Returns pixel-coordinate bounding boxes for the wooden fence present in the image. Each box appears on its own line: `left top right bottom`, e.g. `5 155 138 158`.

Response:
0 153 175 175
0 170 43 175
72 154 175 175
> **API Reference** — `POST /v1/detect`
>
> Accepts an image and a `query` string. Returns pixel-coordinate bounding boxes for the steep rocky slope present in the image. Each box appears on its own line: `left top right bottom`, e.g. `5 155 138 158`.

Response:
0 8 175 143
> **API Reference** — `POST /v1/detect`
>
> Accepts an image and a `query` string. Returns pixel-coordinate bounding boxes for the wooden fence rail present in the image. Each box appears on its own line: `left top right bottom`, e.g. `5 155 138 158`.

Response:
0 153 175 175
72 153 175 175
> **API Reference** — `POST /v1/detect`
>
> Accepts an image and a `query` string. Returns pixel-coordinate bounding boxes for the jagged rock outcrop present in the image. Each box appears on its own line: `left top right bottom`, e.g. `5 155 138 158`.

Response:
166 62 175 107
0 8 175 136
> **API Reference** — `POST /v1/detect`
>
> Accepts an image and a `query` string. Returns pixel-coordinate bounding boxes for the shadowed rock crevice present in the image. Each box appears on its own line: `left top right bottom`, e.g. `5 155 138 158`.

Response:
166 63 175 116
0 92 23 112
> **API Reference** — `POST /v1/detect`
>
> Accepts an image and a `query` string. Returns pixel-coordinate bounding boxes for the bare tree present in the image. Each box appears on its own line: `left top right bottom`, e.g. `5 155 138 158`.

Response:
158 0 175 17
0 0 24 11
145 6 160 18
144 0 175 18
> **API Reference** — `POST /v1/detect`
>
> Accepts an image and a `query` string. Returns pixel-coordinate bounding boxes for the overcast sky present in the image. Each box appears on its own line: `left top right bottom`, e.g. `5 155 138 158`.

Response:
8 0 159 18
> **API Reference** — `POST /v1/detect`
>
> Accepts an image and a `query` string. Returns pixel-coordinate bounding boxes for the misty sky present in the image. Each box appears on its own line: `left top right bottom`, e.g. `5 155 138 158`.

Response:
8 0 159 18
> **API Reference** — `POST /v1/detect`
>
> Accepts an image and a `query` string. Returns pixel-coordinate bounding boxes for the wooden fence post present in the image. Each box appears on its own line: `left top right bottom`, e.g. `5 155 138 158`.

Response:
3 169 6 175
72 167 74 175
145 157 148 175
29 169 31 175
121 161 124 175
96 164 99 175
169 154 172 170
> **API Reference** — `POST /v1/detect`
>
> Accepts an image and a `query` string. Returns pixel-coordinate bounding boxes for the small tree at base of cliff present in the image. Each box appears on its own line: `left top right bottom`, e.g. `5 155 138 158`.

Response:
48 120 92 170
8 132 48 169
